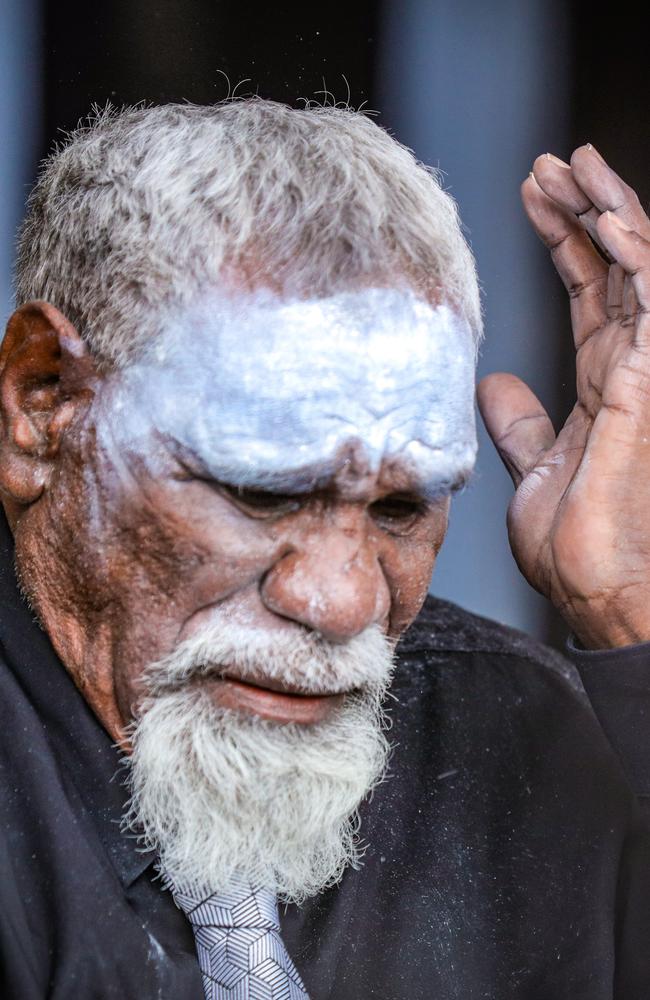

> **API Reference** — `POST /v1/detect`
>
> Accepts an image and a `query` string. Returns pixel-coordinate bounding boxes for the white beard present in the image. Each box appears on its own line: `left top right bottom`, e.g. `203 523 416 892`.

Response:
122 616 395 903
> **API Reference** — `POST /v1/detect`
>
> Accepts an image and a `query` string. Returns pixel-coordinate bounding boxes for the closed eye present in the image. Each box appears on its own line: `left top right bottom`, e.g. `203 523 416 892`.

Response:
220 484 304 519
368 494 428 534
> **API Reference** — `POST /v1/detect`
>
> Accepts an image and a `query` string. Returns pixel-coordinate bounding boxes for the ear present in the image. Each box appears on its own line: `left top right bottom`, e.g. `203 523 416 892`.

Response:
0 301 97 512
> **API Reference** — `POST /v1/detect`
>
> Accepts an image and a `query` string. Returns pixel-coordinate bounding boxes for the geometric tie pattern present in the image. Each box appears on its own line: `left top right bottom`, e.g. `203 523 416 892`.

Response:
170 876 310 1000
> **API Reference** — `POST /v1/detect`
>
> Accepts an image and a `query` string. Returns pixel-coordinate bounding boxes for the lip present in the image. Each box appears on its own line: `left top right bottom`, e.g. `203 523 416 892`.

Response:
199 675 346 724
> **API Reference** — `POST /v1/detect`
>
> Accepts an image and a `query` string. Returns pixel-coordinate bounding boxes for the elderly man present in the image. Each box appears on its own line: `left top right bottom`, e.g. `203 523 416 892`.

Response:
0 100 649 999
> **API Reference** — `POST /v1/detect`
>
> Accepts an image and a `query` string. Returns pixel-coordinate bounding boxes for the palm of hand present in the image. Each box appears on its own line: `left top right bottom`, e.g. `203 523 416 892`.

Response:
479 146 650 648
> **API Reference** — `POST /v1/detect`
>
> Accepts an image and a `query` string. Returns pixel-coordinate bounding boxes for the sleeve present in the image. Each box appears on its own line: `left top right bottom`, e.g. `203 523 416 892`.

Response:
613 820 650 999
567 637 650 818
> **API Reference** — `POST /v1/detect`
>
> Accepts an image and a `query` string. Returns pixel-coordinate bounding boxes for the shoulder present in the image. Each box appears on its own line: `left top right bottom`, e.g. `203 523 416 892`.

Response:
390 597 641 831
397 593 582 692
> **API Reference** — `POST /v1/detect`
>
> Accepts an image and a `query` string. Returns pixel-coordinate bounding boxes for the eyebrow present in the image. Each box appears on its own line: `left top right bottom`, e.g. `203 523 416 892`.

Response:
174 444 345 495
170 439 471 500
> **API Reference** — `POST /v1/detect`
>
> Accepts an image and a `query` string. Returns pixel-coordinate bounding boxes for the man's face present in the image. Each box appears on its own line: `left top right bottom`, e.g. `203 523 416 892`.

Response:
25 286 476 736
15 285 477 898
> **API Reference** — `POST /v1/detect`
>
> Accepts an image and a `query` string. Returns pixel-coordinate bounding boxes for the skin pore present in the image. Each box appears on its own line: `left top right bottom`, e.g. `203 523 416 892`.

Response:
0 291 470 744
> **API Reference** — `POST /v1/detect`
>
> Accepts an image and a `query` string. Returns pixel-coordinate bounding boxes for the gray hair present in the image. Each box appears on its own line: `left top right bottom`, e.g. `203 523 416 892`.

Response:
15 99 482 369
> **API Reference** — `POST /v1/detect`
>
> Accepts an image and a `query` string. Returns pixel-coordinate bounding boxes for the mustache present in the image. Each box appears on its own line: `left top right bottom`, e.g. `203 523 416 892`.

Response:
140 618 396 698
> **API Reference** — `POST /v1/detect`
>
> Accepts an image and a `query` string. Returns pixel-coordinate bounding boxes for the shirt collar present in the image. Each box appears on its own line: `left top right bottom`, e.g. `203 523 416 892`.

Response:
0 508 155 888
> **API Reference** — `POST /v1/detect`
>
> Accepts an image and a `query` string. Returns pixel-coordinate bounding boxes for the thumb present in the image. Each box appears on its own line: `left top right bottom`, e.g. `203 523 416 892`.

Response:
477 373 556 488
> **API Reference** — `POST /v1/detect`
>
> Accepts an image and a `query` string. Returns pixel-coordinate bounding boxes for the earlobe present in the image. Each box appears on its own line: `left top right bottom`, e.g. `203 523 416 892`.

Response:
0 301 96 508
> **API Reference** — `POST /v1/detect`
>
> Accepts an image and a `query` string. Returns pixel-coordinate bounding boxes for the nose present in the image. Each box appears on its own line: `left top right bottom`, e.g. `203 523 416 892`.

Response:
260 518 390 642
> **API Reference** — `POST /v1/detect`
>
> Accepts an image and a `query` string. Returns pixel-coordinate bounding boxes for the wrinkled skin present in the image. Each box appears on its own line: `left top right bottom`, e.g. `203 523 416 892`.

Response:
3 143 649 749
0 303 449 740
479 144 650 648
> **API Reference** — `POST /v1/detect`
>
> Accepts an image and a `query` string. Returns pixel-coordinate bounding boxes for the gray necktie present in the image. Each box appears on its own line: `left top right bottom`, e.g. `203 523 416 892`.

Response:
171 877 310 999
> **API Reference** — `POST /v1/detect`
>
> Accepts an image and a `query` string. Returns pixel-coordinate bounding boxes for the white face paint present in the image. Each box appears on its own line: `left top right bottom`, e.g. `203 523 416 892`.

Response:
100 287 477 493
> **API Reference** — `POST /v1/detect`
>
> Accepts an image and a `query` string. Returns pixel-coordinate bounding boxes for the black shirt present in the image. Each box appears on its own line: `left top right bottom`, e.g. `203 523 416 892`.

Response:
567 636 650 821
1 510 650 999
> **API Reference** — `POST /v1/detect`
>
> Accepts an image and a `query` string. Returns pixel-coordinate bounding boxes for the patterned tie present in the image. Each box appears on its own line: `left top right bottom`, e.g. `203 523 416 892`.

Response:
170 876 310 999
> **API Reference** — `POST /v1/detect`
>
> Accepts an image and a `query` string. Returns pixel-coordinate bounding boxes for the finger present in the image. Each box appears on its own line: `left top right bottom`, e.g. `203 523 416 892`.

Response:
478 373 556 488
532 153 612 261
532 151 633 319
571 144 650 241
623 273 639 319
522 173 608 347
607 263 625 319
597 213 650 345
506 404 588 595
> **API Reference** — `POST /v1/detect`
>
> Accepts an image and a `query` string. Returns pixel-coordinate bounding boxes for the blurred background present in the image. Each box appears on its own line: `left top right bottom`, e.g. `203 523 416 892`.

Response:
1 0 648 646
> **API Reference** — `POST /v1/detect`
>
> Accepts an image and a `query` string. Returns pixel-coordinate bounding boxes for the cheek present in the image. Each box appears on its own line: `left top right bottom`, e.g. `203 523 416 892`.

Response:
382 511 449 634
128 480 286 607
46 453 282 626
101 486 290 721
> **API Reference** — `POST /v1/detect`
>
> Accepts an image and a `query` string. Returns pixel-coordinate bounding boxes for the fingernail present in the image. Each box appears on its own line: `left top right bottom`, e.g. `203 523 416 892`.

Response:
585 142 605 162
606 211 632 231
545 152 570 168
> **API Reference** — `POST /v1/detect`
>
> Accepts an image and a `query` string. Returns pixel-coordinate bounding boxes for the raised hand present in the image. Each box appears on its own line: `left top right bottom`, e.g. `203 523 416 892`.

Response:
478 145 650 648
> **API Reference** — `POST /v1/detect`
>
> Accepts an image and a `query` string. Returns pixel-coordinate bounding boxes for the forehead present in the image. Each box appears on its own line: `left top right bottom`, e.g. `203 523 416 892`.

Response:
106 288 478 494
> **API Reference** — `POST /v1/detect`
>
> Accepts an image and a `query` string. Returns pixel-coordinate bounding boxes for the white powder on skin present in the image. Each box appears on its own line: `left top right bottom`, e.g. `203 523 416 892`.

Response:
96 287 477 494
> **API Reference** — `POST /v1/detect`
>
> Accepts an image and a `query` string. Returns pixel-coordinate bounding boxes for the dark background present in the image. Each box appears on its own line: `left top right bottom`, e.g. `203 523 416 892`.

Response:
43 1 379 136
41 0 650 196
2 0 649 645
